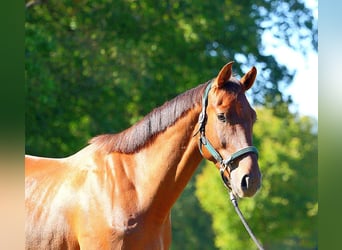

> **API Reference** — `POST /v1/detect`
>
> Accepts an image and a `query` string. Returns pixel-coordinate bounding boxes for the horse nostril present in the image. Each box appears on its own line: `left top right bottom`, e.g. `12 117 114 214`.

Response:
241 175 250 190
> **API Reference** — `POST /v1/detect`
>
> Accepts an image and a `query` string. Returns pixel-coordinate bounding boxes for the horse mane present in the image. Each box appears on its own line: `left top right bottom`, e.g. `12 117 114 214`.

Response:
89 83 208 154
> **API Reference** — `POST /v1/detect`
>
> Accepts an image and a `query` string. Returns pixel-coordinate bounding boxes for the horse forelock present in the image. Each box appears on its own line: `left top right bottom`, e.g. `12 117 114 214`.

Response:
89 83 207 154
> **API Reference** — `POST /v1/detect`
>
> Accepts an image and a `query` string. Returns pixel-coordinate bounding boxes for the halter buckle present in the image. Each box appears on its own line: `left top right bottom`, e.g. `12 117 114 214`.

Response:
220 163 232 189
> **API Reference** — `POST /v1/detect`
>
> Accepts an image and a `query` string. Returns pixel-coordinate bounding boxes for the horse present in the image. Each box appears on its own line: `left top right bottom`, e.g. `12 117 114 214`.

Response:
25 61 261 250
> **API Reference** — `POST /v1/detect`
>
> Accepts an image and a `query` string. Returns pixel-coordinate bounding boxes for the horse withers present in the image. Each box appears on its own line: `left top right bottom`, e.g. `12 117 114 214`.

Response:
25 62 261 249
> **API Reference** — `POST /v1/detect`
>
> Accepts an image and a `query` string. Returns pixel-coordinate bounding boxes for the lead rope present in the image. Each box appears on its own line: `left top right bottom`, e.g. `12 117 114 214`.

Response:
228 191 264 250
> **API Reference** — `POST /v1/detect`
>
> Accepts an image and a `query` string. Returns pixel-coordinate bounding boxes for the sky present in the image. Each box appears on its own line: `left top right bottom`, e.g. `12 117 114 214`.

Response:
262 0 318 119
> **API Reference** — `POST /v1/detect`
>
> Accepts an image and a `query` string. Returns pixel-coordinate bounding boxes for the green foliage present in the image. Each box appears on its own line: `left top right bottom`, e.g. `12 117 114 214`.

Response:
196 108 318 249
25 0 316 157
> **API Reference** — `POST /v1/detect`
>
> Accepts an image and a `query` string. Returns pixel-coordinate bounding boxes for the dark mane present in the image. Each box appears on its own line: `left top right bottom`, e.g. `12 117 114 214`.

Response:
89 83 208 154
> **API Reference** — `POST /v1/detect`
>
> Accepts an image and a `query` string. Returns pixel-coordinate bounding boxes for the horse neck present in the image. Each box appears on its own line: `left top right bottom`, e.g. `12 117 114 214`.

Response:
130 106 203 218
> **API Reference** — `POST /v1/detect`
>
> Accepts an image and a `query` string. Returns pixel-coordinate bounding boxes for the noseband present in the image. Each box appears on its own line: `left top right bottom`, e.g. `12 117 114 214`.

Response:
197 81 258 189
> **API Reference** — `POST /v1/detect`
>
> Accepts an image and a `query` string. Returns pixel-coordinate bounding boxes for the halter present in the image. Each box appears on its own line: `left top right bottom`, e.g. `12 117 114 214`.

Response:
197 80 264 250
197 80 259 189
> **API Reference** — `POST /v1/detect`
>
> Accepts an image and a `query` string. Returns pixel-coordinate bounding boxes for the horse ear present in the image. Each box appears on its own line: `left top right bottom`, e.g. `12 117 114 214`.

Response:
215 61 234 88
240 66 257 91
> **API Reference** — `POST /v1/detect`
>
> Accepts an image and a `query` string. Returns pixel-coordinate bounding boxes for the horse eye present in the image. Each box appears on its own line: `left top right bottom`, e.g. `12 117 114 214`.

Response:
217 113 226 122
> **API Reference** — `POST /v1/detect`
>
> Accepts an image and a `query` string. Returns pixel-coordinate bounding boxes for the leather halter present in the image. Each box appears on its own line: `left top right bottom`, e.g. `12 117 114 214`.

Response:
197 80 259 189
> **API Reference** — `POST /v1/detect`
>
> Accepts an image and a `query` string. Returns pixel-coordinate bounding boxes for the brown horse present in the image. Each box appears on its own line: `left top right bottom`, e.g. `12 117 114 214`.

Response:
25 62 261 250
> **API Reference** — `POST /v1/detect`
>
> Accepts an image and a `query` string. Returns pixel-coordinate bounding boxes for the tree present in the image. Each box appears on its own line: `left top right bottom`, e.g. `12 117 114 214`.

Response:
25 0 316 156
196 108 318 249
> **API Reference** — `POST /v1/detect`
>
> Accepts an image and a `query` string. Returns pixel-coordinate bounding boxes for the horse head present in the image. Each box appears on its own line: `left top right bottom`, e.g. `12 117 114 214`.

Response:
198 62 261 198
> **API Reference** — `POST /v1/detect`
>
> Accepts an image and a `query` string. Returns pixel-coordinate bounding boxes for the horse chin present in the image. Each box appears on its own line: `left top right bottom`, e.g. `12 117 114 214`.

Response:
231 186 245 199
237 189 257 198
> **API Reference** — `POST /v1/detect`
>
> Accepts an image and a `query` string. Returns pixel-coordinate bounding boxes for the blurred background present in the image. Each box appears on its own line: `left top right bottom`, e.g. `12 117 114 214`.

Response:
25 0 317 249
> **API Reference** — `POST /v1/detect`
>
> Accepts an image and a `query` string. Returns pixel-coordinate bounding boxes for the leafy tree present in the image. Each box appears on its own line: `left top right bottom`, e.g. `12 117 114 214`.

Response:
196 108 318 249
25 0 316 156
